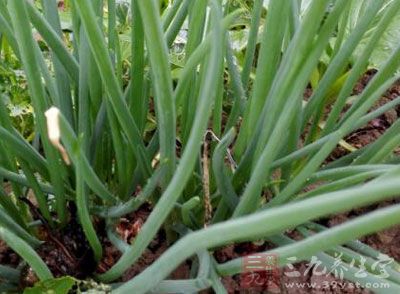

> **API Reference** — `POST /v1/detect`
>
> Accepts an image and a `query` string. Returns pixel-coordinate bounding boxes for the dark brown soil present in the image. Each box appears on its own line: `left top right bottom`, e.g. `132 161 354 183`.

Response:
0 241 19 267
19 203 96 288
326 199 400 263
211 71 400 293
328 70 400 161
96 202 191 282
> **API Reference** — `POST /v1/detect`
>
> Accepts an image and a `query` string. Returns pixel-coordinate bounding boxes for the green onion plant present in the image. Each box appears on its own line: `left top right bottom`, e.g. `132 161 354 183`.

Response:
0 0 400 292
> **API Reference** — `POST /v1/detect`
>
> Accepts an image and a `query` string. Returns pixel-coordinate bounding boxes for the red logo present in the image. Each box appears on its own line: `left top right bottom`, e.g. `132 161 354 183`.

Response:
240 254 280 290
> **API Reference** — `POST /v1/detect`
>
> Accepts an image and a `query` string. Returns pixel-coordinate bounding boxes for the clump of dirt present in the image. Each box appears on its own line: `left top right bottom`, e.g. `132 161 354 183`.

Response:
0 240 19 267
96 203 154 278
364 226 400 261
20 202 96 288
96 202 191 282
326 199 400 262
36 223 96 278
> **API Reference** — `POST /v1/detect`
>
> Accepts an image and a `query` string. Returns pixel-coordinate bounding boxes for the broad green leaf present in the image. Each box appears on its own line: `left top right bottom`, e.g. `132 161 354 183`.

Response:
347 0 400 69
363 11 400 68
24 277 77 294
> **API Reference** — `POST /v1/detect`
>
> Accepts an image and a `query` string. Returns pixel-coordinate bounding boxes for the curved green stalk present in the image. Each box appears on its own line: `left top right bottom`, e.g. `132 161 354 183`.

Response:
129 0 146 132
98 1 225 282
165 0 190 47
272 94 400 169
0 167 54 195
0 265 20 283
174 9 244 107
72 0 151 178
181 196 200 228
96 168 162 218
9 0 68 225
0 228 51 280
76 166 103 261
303 0 384 129
297 170 382 200
40 0 75 126
234 0 290 157
136 0 176 184
161 0 183 30
0 127 48 179
113 179 400 293
217 204 400 279
268 69 400 207
0 204 40 247
57 111 117 204
323 0 400 134
232 0 348 214
240 0 263 90
224 39 246 132
212 129 238 211
25 0 79 84
19 160 53 225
